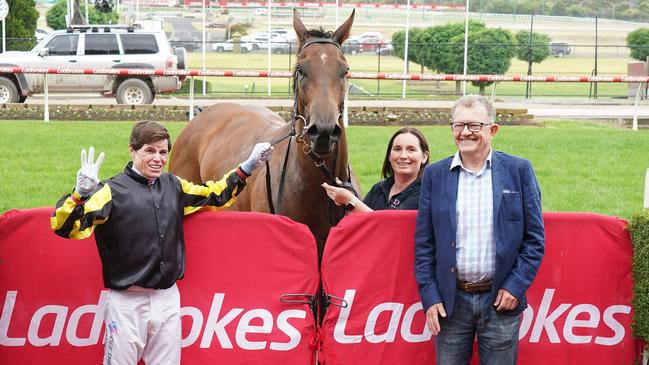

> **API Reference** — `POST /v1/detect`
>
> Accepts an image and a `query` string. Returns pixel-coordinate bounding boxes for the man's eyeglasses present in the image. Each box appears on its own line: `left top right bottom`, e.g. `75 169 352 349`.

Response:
450 122 490 133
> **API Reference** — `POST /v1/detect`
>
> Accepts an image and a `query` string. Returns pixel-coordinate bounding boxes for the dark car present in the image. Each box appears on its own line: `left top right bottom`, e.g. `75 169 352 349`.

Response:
342 39 360 55
376 43 393 56
170 39 200 52
550 42 571 57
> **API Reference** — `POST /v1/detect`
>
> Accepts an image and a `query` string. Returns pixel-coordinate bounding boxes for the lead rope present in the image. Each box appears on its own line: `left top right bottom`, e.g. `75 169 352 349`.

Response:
265 120 298 214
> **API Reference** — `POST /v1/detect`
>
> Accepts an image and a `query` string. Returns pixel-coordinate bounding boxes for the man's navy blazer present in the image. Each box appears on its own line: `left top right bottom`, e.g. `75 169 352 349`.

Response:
414 151 545 317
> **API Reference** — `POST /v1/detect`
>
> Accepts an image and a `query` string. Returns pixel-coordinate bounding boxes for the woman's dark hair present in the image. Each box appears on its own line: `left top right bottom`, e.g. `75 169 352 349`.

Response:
381 127 430 179
129 120 172 151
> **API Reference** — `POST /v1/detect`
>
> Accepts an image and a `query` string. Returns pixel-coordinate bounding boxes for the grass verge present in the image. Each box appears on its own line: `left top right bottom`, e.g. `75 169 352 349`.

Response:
0 120 647 219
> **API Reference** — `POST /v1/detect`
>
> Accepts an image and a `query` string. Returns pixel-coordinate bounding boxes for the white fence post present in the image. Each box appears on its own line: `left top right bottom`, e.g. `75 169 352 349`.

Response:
633 82 644 131
43 75 49 122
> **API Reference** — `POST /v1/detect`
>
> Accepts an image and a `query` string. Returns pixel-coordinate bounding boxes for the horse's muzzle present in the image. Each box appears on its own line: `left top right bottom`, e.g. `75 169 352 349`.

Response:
306 122 341 156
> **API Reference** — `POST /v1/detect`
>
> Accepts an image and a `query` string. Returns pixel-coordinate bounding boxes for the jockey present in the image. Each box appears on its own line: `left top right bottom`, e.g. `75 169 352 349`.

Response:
50 120 272 365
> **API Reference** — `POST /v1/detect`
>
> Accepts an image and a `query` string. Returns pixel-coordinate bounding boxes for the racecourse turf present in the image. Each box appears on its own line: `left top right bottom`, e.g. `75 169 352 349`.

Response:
0 120 647 219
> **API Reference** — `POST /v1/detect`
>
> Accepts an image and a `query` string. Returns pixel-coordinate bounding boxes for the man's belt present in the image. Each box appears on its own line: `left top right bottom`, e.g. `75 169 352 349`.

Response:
457 280 493 293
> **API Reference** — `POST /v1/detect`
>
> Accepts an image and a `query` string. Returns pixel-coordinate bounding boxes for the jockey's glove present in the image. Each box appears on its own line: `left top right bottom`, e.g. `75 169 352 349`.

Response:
240 142 273 175
75 146 105 197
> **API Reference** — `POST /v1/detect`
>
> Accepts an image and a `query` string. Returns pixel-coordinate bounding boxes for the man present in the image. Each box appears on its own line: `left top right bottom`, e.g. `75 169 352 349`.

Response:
414 95 545 364
50 120 272 365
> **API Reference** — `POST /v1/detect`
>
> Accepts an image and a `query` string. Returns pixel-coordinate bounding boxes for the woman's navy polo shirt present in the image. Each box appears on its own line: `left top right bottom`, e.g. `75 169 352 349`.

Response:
362 176 421 210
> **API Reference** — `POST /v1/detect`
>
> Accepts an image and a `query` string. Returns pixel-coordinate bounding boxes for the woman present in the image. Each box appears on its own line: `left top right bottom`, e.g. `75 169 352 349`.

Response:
322 127 429 212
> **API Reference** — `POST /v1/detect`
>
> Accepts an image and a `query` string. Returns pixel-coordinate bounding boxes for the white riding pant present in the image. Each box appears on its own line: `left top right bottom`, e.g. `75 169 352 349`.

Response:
102 284 181 365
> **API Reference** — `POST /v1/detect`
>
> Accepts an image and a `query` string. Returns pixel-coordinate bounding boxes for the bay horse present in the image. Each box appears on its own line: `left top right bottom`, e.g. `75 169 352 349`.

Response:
169 9 360 260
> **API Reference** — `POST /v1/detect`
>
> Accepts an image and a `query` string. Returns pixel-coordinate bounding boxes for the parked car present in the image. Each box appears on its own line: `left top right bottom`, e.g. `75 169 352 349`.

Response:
245 31 295 53
550 42 571 57
341 39 361 55
359 37 389 53
349 32 383 45
0 24 186 104
270 39 294 54
376 43 393 56
212 39 253 53
242 34 271 51
206 21 227 29
169 39 199 52
269 27 296 42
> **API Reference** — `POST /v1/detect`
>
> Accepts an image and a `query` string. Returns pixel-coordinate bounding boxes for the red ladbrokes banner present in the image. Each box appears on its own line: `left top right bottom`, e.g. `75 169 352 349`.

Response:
320 211 640 364
0 208 641 364
0 208 319 364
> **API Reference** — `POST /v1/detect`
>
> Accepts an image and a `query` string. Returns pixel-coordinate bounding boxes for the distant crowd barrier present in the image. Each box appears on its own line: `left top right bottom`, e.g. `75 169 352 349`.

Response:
0 209 642 364
120 0 465 10
2 66 649 83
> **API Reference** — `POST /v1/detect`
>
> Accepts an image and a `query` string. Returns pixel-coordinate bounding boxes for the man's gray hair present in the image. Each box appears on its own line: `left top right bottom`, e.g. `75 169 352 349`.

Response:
450 95 496 123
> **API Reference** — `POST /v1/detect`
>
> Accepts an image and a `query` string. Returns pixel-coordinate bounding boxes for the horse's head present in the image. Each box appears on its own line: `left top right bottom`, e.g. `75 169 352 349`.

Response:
293 9 354 157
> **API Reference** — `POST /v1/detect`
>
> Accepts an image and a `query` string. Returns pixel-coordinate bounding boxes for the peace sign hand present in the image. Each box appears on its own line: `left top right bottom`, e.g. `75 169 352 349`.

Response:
75 146 105 196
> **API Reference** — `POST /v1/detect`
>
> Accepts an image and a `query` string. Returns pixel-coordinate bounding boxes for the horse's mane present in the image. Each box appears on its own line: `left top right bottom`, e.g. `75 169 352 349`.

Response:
292 28 338 95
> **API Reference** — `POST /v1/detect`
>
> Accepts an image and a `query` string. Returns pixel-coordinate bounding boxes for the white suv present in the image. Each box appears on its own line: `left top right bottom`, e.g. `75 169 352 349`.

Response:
0 25 187 104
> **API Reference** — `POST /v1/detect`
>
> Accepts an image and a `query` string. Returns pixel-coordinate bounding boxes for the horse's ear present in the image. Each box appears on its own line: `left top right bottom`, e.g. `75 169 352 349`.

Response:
293 8 308 46
333 9 355 45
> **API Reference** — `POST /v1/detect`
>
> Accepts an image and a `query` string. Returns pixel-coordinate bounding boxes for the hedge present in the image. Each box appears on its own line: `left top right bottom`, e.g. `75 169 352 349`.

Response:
629 209 649 343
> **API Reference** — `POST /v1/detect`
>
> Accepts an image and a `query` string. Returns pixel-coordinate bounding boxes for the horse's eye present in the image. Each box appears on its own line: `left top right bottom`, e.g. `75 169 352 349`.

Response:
296 65 304 77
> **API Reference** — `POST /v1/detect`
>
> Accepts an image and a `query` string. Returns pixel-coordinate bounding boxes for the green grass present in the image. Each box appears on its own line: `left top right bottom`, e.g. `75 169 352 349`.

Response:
1 120 647 219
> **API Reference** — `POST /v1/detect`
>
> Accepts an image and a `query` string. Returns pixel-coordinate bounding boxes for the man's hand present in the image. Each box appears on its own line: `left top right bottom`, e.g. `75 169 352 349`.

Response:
75 146 105 196
425 303 447 336
494 288 519 311
240 142 273 175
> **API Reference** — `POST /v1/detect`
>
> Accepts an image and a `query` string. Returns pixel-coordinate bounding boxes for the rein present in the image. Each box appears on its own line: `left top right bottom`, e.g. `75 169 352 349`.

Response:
265 37 357 215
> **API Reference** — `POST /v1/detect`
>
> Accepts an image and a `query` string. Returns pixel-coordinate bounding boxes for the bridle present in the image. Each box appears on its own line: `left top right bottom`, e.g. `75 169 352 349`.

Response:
265 37 357 216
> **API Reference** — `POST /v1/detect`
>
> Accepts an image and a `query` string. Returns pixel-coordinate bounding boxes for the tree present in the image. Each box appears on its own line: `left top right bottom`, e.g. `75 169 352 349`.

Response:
47 0 119 30
392 30 405 58
484 0 515 14
565 4 588 17
551 0 567 16
393 21 489 94
514 30 551 64
427 21 487 94
392 21 514 95
46 0 67 30
516 0 541 15
447 28 516 94
88 5 118 24
6 0 39 51
391 28 426 73
627 28 649 61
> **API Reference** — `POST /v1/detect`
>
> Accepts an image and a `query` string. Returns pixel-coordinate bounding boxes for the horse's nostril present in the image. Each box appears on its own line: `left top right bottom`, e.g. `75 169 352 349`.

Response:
331 125 341 140
306 124 319 140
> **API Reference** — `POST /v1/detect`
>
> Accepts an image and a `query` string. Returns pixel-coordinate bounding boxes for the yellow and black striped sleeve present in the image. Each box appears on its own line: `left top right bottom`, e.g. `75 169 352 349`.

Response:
50 184 112 239
178 169 246 216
